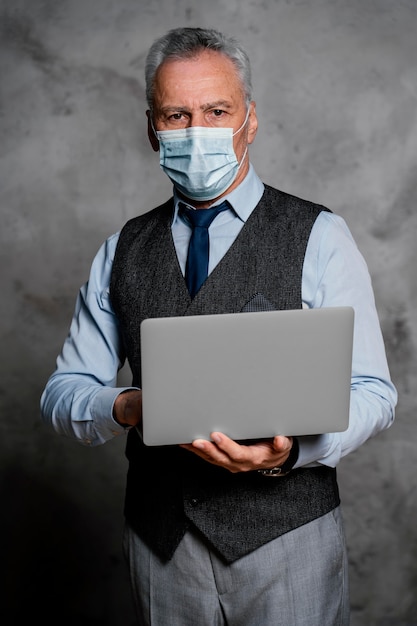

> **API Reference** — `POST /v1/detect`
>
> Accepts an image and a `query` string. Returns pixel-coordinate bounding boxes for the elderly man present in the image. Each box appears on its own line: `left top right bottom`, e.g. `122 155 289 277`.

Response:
41 27 397 625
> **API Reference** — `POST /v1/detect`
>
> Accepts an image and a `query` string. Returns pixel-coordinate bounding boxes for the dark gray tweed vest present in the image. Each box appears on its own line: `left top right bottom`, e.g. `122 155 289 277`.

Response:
110 184 340 563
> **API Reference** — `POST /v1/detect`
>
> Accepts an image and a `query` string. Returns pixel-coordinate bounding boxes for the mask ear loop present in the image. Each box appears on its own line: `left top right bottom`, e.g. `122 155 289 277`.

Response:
233 107 251 170
236 145 248 171
149 115 159 141
232 107 251 137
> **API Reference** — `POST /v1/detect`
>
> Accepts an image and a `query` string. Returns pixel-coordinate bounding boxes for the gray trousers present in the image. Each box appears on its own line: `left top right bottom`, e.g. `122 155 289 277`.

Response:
123 506 350 625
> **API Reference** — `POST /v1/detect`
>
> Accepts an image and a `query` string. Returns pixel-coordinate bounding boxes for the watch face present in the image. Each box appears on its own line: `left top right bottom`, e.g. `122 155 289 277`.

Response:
258 467 288 477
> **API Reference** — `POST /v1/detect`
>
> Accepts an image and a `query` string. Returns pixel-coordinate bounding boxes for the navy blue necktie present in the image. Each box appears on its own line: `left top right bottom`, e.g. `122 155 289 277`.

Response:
179 201 230 298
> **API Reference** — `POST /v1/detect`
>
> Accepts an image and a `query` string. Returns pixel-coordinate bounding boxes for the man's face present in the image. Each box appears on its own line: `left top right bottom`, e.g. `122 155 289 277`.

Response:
148 49 258 198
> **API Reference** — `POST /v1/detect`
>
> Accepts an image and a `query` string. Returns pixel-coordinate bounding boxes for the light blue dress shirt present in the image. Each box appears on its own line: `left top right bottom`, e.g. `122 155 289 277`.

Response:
40 164 397 469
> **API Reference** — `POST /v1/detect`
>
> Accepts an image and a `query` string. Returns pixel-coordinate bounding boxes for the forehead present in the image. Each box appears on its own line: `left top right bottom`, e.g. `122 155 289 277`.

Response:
152 49 245 108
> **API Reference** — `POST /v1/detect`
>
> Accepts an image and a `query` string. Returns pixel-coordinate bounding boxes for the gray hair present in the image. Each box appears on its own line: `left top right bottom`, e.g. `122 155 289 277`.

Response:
145 27 253 110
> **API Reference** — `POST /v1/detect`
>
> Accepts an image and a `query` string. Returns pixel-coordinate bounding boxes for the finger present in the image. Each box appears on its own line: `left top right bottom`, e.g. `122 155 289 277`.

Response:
210 432 246 455
210 433 274 468
272 435 292 452
181 439 230 462
183 437 233 465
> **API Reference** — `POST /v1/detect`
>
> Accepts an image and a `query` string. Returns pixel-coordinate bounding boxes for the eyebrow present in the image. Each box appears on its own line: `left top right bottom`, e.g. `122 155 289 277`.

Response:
159 101 234 114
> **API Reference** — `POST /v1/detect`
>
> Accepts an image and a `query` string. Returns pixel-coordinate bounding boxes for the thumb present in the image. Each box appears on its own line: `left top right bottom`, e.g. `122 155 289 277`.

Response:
273 435 292 452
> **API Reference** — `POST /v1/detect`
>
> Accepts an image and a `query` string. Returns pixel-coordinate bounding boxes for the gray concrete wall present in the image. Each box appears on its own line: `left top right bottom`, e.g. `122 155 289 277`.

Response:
1 1 416 624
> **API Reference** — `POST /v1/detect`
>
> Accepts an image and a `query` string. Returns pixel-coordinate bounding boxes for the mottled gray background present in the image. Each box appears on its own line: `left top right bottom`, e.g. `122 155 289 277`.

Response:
1 1 416 624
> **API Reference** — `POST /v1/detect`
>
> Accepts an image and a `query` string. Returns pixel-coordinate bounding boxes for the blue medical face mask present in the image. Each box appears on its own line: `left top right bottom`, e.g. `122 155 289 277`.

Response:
154 109 250 201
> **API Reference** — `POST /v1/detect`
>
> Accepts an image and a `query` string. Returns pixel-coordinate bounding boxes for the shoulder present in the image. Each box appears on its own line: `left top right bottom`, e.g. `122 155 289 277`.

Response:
112 198 175 268
262 184 331 216
119 198 174 236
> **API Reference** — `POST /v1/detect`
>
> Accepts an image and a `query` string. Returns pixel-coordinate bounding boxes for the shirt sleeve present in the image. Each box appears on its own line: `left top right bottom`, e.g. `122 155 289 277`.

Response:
295 211 397 468
40 233 138 446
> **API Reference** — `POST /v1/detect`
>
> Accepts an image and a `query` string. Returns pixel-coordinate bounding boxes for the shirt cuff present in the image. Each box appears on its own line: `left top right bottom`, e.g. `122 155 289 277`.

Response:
294 433 338 469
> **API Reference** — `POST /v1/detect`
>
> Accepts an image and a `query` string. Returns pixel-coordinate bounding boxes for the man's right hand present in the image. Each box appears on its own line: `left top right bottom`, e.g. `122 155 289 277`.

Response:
113 389 142 428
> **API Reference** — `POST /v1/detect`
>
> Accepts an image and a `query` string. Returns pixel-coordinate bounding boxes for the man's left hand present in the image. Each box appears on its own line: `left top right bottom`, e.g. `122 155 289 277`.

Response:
180 433 294 473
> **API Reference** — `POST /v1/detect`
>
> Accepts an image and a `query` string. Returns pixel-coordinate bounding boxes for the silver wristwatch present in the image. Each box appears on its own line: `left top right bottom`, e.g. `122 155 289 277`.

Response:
257 465 291 477
257 437 299 477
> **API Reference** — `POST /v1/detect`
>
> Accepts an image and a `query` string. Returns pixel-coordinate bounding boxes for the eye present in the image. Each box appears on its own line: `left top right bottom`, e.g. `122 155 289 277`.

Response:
206 109 228 125
163 112 189 128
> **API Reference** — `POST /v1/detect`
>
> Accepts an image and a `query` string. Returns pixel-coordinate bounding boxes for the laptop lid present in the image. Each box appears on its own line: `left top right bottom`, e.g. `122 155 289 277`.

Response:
140 306 354 446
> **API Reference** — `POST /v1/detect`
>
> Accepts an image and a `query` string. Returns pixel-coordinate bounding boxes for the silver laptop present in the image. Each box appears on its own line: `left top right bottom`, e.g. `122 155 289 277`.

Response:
140 306 354 446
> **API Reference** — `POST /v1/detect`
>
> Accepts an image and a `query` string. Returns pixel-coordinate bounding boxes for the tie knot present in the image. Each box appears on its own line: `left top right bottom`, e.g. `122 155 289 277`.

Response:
179 201 230 230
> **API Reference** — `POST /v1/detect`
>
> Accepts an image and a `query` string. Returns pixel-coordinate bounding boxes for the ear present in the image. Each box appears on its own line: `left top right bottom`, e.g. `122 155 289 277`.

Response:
247 101 258 145
147 110 160 152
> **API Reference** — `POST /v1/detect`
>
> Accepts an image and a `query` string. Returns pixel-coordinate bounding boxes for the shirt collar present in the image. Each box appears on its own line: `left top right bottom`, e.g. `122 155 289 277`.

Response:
172 163 264 224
